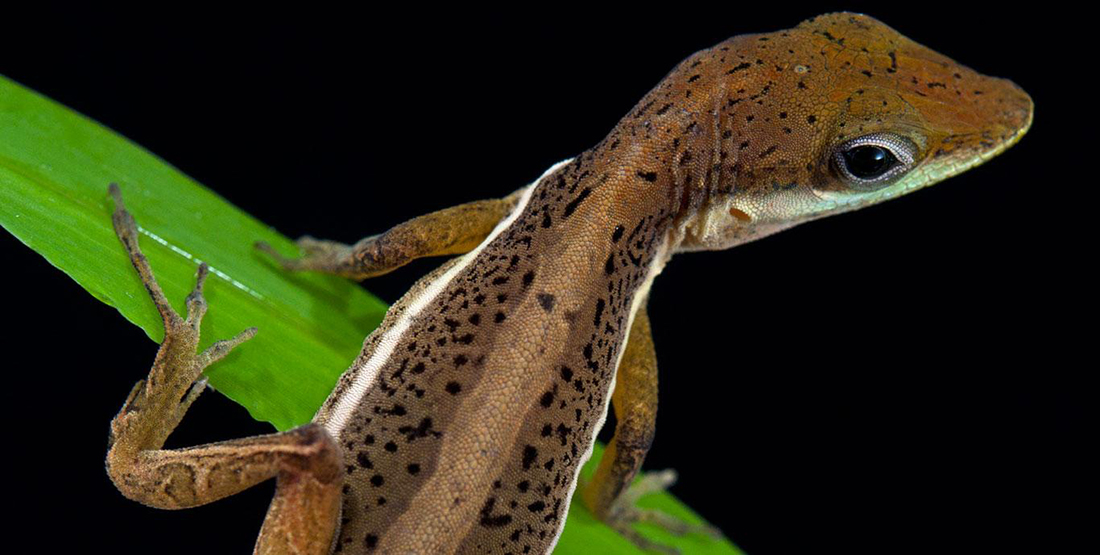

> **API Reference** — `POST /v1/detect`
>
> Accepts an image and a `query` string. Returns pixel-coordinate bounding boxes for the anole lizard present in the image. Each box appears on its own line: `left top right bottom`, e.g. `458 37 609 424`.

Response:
103 12 1031 554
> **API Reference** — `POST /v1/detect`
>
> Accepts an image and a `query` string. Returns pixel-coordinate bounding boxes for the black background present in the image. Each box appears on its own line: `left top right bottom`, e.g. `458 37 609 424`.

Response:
1 4 1085 555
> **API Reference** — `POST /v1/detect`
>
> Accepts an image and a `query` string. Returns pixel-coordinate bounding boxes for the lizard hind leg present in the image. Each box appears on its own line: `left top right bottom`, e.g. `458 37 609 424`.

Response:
106 182 258 452
582 304 723 554
104 184 341 555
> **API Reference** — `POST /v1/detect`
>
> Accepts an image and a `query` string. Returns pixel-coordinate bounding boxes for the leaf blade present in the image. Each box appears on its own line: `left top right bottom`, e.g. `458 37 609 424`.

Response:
1 74 389 431
0 74 741 554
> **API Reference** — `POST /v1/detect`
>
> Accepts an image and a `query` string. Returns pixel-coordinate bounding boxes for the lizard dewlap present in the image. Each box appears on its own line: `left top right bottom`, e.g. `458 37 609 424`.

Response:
105 13 1030 554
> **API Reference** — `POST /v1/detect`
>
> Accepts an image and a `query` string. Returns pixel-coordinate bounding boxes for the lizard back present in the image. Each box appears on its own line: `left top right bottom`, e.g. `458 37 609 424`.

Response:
312 11 1032 554
316 153 675 553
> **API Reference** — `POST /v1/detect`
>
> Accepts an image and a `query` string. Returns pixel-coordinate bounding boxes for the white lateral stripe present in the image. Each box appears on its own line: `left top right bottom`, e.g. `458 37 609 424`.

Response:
545 236 671 553
322 158 575 436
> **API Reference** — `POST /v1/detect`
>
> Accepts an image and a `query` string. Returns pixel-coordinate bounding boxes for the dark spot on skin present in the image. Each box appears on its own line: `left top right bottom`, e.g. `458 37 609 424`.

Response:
445 381 462 395
540 387 555 408
517 480 530 492
407 463 420 475
560 366 574 383
522 445 538 470
604 253 616 275
562 187 592 218
357 451 373 469
528 501 546 512
411 362 425 374
370 474 384 486
384 441 397 453
366 535 378 549
537 293 555 312
541 423 552 437
468 313 480 326
727 61 751 74
593 298 605 326
479 497 513 528
636 170 658 182
522 270 535 288
492 276 509 286
495 311 506 323
556 424 571 446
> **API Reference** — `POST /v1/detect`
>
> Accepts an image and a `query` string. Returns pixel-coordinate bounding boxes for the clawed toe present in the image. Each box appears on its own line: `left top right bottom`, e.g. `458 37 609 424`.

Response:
256 235 355 275
601 469 724 554
108 183 258 396
255 240 298 269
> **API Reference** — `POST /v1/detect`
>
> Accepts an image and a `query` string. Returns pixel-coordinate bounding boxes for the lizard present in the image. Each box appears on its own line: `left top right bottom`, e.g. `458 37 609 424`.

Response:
103 12 1032 555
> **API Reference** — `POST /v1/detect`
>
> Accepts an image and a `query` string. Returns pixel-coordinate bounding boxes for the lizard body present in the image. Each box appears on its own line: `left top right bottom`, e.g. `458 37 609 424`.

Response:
104 13 1031 554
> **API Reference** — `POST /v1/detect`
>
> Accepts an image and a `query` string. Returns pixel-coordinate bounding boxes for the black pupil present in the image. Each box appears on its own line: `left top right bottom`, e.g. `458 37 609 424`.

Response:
843 145 896 179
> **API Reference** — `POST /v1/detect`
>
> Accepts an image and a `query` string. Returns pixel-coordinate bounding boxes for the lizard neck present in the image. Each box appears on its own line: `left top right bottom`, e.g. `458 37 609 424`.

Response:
574 43 741 254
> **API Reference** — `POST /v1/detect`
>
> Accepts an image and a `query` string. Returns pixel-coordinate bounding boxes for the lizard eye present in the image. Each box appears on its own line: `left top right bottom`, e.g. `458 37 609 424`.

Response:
832 133 918 190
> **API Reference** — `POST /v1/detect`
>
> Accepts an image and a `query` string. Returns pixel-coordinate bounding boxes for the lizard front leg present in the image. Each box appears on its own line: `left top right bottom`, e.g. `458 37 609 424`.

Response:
256 188 524 280
103 184 341 555
582 303 722 554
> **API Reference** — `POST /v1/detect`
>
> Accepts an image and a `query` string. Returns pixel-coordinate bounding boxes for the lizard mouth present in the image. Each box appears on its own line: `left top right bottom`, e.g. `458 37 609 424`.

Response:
987 94 1034 159
926 85 1033 185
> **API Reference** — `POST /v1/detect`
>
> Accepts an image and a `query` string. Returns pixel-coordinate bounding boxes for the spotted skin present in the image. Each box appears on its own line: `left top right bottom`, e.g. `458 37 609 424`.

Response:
314 13 1031 554
105 13 1031 555
320 156 675 553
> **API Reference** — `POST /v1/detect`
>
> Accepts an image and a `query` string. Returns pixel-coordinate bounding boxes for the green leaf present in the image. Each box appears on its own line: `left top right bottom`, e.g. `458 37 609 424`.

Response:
0 74 741 554
0 74 390 432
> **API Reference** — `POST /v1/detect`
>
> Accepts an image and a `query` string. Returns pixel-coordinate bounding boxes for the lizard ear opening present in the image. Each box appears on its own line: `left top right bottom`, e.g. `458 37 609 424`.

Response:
831 133 918 191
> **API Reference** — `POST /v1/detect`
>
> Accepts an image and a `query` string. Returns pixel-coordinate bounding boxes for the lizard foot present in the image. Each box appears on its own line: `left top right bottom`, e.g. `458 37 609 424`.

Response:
108 183 256 424
255 235 353 273
601 469 725 555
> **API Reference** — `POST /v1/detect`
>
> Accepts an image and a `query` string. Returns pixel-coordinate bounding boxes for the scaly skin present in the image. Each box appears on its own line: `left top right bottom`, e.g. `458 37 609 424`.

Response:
106 13 1031 555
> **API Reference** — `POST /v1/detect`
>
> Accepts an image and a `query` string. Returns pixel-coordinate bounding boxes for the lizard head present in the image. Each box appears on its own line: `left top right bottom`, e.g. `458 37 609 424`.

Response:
676 12 1032 251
